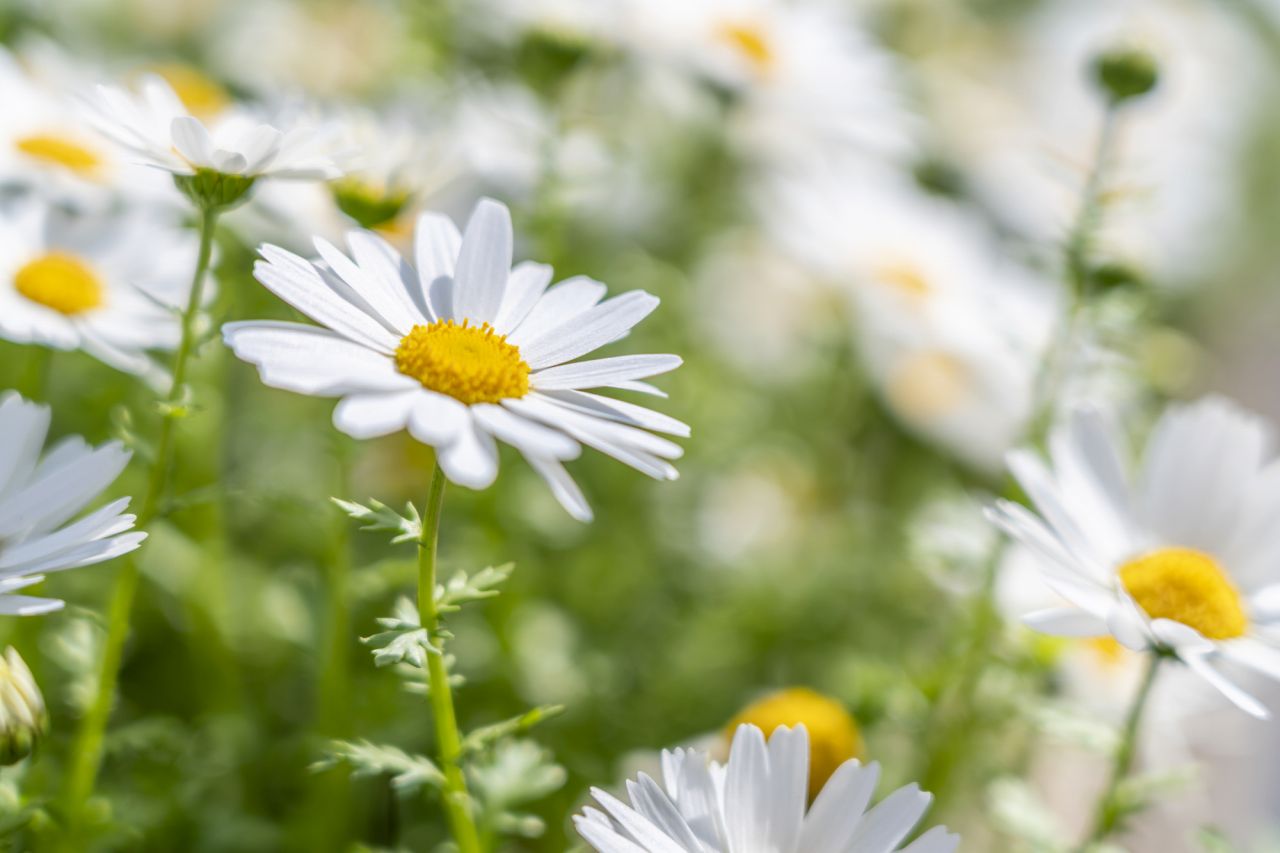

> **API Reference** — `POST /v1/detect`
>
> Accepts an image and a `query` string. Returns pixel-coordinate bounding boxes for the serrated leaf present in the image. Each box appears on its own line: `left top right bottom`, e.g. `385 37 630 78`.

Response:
467 739 566 840
437 563 515 613
312 740 444 795
460 705 564 756
332 497 422 544
361 597 439 667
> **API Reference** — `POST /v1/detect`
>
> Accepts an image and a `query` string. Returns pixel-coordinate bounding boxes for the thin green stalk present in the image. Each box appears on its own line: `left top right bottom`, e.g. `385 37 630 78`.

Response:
58 206 220 842
1080 654 1161 849
417 464 483 853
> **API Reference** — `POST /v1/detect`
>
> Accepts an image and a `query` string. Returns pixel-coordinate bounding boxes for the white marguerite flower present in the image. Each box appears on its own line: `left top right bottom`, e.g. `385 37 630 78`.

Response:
82 73 344 181
990 396 1280 718
0 392 144 615
223 197 686 521
0 200 198 377
575 723 958 853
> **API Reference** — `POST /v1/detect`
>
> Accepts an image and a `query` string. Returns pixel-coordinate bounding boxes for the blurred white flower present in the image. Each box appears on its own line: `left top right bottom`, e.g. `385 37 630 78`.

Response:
991 397 1280 718
0 200 198 377
576 723 958 853
768 172 1059 473
84 75 344 181
224 198 687 521
617 0 916 169
0 392 144 615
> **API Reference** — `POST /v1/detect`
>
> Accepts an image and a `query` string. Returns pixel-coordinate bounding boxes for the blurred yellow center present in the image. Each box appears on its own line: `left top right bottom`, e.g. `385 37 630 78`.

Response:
15 134 102 176
718 22 774 73
1118 547 1247 640
151 63 231 118
727 688 863 798
394 320 530 405
14 253 104 315
1086 636 1127 668
874 262 932 298
885 351 968 420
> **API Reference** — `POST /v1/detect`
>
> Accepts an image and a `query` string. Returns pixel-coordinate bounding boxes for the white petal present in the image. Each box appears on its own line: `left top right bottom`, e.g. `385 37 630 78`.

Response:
414 212 461 289
332 392 418 439
170 116 214 167
507 275 607 347
494 261 554 335
539 390 690 438
1185 653 1271 719
588 788 689 853
532 355 682 391
471 405 579 460
436 417 499 490
520 291 661 370
223 321 416 397
406 392 471 446
525 456 593 522
900 826 961 853
452 198 512 324
846 784 931 852
0 595 64 616
724 725 771 853
766 726 807 851
1022 608 1109 637
799 760 879 852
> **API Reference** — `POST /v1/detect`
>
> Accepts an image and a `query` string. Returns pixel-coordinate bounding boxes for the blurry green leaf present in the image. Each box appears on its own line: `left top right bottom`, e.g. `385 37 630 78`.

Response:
459 705 564 756
361 597 439 667
467 740 567 840
332 497 422 544
437 563 516 613
312 740 444 796
986 776 1065 852
1197 827 1237 852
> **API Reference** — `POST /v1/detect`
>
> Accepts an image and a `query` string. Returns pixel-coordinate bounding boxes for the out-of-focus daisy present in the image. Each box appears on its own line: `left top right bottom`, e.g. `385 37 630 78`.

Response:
224 197 686 521
576 723 957 852
0 45 170 205
768 172 1058 473
618 0 915 168
0 392 144 615
727 688 864 796
0 200 198 378
990 397 1280 718
83 74 343 182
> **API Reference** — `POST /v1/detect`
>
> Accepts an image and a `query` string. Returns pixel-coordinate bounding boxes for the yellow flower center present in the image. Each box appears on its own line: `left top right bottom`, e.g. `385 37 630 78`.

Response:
727 688 863 798
394 320 531 405
874 261 932 298
1118 547 1248 641
885 351 969 421
14 134 103 177
1085 636 1128 669
14 253 105 315
717 21 775 75
150 63 231 119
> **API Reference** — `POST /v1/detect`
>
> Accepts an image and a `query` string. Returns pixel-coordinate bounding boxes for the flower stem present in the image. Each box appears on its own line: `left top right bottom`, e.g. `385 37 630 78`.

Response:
59 206 220 842
1081 654 1161 849
417 463 483 853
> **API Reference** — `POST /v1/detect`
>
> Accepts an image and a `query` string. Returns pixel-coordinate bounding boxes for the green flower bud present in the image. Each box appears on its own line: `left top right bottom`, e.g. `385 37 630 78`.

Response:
173 168 258 213
332 179 413 230
0 648 46 766
1092 47 1160 105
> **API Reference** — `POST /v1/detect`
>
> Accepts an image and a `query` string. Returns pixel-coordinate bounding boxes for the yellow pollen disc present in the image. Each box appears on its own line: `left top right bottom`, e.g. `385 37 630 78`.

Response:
150 63 231 118
727 688 864 798
14 134 103 177
14 253 105 315
1118 547 1248 641
874 261 932 298
1085 636 1128 669
885 351 969 421
717 21 775 74
394 320 531 405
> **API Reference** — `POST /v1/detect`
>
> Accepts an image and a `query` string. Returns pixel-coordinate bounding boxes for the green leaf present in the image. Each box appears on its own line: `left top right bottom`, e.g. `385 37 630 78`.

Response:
312 740 444 796
332 497 422 544
460 705 564 756
437 563 515 613
467 740 566 840
361 597 439 668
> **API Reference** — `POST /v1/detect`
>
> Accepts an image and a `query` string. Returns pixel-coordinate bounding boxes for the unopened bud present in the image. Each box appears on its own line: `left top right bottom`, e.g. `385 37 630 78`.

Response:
0 648 46 765
1092 47 1159 105
173 168 257 212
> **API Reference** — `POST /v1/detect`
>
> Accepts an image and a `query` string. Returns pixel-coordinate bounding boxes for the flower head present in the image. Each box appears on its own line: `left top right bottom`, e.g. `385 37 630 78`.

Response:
575 724 957 853
0 393 144 616
224 197 686 521
727 688 864 797
82 73 344 192
990 396 1280 718
0 201 198 378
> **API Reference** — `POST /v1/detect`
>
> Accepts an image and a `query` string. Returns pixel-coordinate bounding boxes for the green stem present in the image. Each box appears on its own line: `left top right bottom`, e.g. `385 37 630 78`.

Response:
58 206 220 842
417 464 483 853
1081 654 1161 849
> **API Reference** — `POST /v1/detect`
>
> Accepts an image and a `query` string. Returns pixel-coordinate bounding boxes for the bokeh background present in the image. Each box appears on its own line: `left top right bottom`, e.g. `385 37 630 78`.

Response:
3 0 1280 850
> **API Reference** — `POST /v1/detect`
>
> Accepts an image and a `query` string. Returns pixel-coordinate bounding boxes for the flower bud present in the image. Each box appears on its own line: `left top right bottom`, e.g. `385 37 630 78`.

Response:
173 168 258 212
0 648 47 766
1091 47 1160 105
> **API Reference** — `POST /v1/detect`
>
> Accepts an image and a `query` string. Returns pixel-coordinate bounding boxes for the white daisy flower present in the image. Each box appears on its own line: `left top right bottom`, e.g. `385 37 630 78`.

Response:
989 396 1280 718
575 723 958 853
223 197 686 522
0 392 144 616
0 200 198 378
82 74 344 181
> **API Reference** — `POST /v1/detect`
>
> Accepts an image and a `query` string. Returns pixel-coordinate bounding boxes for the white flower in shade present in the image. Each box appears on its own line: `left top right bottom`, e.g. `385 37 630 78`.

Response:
990 396 1280 718
0 392 144 616
0 201 198 378
575 724 958 853
83 74 343 180
766 171 1058 474
223 197 686 521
